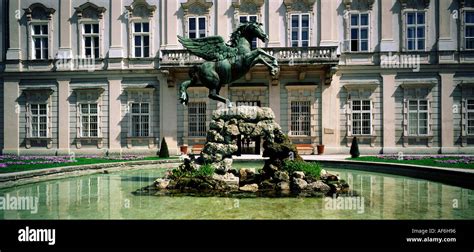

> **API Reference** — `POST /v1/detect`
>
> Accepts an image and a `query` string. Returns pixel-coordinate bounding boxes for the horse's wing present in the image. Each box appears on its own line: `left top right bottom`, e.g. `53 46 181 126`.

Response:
178 35 237 61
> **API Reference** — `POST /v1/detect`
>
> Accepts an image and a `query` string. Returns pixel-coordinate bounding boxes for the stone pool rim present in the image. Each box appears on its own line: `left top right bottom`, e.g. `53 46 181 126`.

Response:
0 158 473 190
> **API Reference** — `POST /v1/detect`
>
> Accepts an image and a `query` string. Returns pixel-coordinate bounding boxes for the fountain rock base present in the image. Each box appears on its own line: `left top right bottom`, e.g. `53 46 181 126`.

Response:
136 106 349 198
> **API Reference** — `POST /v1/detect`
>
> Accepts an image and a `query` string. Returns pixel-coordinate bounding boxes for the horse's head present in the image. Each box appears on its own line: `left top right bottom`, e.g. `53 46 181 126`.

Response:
240 21 268 43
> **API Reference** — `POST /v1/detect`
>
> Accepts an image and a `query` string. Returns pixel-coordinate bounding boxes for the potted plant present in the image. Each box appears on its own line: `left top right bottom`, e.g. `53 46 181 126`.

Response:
180 144 188 155
317 144 325 155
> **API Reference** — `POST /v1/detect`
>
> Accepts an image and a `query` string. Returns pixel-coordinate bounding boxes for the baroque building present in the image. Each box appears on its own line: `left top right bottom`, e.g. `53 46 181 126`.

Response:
0 0 473 156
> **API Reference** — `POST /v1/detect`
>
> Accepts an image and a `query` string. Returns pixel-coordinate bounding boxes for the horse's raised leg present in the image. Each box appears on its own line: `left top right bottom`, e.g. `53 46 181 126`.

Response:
252 55 279 77
179 80 193 106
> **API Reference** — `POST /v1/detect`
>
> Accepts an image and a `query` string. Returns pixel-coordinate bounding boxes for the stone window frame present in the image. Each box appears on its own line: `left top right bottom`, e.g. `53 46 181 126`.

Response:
467 99 474 135
407 99 430 136
181 0 213 39
232 0 263 27
229 85 268 107
285 84 318 140
342 0 375 53
187 16 207 39
283 0 316 47
402 9 429 52
73 87 105 149
23 88 54 149
75 2 106 60
399 0 430 52
459 81 474 146
183 87 211 145
124 87 156 149
187 101 208 137
125 0 157 59
461 7 474 51
342 83 378 147
24 3 56 61
400 81 436 147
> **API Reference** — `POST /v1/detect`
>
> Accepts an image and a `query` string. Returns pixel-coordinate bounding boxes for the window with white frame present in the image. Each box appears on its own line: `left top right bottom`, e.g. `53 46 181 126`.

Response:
239 15 258 48
131 103 150 137
408 100 429 135
30 103 48 137
188 102 207 137
31 24 49 60
290 101 311 136
133 22 150 58
291 14 309 47
188 17 206 39
406 11 425 51
350 13 369 52
467 100 474 135
465 11 474 50
80 103 99 137
83 23 100 59
352 100 371 135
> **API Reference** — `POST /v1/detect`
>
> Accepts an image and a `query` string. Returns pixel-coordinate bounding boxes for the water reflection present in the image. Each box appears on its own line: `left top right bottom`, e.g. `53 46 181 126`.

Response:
0 168 473 219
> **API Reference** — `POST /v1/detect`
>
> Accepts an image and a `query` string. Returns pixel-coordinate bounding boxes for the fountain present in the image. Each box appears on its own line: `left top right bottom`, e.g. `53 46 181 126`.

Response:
137 22 349 197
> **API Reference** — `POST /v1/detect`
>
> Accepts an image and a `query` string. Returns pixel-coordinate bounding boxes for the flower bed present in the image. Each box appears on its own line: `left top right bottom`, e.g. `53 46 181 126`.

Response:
350 155 474 169
0 155 176 174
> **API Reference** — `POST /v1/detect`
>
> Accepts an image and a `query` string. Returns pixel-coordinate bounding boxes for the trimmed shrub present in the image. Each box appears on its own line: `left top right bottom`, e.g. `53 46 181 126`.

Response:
350 137 360 158
159 138 170 158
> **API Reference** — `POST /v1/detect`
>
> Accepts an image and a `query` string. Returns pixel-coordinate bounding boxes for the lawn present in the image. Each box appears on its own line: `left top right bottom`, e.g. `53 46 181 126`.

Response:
0 155 179 174
349 155 474 169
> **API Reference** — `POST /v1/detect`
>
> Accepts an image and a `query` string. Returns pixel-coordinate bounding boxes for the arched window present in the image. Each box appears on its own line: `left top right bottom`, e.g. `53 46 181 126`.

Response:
182 0 213 39
75 2 106 59
24 3 55 60
283 0 316 48
126 0 157 58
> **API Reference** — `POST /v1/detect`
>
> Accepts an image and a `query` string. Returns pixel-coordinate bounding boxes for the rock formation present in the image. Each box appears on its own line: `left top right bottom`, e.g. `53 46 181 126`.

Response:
136 107 349 198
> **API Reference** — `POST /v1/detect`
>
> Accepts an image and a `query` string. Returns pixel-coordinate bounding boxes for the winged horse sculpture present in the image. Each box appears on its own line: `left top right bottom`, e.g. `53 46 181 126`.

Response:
178 21 279 107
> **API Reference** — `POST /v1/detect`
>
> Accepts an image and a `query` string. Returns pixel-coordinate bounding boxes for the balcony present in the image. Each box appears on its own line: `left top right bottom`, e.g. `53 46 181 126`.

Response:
160 46 339 68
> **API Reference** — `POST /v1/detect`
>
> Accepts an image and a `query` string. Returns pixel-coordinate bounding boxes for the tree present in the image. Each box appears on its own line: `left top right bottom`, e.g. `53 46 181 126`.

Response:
159 138 170 158
350 137 360 158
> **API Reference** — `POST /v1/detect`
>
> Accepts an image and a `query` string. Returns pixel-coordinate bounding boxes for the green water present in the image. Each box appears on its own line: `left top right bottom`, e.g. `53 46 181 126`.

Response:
0 163 473 219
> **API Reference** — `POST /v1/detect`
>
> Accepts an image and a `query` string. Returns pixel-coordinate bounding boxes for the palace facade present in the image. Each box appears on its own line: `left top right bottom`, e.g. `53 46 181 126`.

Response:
0 0 474 156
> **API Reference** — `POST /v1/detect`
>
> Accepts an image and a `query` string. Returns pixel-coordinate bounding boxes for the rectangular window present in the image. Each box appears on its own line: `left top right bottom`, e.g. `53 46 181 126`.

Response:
83 23 100 59
80 103 99 137
467 100 474 135
408 100 429 135
352 100 371 135
406 12 425 51
188 102 207 137
239 15 258 49
133 22 150 58
32 24 48 60
291 14 309 47
350 13 369 52
30 104 48 137
465 11 474 50
189 17 206 39
291 101 311 136
131 103 150 137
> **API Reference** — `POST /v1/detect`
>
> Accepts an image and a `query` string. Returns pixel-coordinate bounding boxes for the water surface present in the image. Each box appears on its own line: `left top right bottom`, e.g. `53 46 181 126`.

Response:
0 163 473 219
